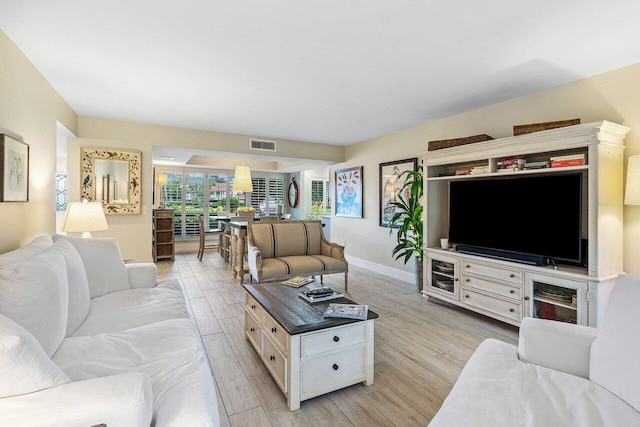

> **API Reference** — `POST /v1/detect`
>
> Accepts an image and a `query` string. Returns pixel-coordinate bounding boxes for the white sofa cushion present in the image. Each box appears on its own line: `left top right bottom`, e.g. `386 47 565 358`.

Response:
53 318 219 426
590 273 640 412
54 239 91 336
54 235 129 298
0 235 52 267
429 338 640 426
0 313 70 398
0 244 68 357
71 279 188 337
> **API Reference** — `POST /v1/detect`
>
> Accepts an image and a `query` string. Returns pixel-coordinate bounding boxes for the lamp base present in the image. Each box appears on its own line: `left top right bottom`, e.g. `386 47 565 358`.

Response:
81 232 93 238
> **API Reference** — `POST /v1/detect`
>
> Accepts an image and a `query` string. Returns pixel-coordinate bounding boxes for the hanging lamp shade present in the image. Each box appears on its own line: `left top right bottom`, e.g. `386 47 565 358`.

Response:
157 173 168 186
233 165 253 192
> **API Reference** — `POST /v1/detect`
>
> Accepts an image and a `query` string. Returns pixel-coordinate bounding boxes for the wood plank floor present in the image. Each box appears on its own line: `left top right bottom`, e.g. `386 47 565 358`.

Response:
156 251 519 426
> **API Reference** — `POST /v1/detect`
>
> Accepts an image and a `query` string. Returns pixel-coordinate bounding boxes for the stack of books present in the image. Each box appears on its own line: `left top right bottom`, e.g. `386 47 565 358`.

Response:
282 276 315 288
550 154 585 168
523 161 550 170
299 287 343 303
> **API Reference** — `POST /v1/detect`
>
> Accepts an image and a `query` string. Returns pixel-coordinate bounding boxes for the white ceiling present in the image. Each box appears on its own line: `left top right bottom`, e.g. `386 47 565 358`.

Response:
3 0 640 152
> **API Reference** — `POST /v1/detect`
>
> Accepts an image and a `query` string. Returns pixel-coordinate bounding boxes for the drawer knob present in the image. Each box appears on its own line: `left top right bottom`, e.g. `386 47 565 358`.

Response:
250 327 255 332
270 355 275 361
524 296 530 301
465 278 470 282
455 278 459 281
510 274 516 278
465 294 470 299
271 327 277 333
465 264 470 268
509 289 515 294
333 336 340 342
251 304 256 309
332 364 339 371
509 308 515 313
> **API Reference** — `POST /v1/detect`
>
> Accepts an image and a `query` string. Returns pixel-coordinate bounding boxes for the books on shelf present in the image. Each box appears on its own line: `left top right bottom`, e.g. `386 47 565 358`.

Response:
299 288 344 303
523 161 550 170
550 158 585 168
549 153 585 162
323 303 368 320
282 276 315 288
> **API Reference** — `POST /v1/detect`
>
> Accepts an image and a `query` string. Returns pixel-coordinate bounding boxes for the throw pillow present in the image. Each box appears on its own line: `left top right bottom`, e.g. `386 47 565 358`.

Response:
53 235 129 298
0 313 70 398
0 245 69 357
53 239 91 336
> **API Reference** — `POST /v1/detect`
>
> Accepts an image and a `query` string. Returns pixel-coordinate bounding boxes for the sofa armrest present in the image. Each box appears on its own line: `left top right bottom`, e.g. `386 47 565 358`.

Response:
0 373 152 427
126 263 158 289
321 239 346 261
247 245 262 281
518 317 598 379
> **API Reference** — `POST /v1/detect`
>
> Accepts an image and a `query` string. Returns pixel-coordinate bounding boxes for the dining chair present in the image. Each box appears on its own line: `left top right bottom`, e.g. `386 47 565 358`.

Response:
197 214 221 261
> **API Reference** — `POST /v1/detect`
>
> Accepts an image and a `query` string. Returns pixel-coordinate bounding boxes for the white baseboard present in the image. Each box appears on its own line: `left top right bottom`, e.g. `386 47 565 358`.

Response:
345 255 414 284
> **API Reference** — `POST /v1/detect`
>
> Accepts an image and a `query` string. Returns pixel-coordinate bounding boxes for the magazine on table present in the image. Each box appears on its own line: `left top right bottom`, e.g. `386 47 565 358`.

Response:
282 276 315 288
299 287 343 303
323 303 368 320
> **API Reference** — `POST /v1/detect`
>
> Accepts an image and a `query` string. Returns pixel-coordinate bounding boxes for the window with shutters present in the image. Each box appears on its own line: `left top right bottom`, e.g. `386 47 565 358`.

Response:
311 179 330 213
158 168 285 238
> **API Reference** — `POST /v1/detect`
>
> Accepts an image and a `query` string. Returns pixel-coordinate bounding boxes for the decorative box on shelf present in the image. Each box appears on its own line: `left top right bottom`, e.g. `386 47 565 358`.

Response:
513 118 580 136
428 134 493 151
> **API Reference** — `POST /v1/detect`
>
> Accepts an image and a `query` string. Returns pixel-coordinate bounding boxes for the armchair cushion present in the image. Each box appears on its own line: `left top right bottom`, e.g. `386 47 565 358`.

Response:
53 235 129 298
590 274 640 412
518 317 597 379
0 313 70 398
0 244 68 357
260 255 347 278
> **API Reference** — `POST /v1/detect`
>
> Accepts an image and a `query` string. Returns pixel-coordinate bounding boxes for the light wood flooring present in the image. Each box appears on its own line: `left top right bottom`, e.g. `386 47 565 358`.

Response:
156 251 519 427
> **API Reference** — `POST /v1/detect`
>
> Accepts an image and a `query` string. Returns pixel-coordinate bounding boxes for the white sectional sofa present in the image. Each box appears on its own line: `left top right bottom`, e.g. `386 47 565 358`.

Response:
0 235 219 426
429 273 640 426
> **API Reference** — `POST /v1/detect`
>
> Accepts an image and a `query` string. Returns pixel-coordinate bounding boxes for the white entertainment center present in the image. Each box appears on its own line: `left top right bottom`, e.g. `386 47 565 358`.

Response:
421 121 630 327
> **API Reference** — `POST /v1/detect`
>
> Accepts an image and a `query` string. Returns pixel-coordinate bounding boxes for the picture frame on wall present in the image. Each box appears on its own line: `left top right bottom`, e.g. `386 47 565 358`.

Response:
0 134 29 202
335 166 363 218
379 158 417 227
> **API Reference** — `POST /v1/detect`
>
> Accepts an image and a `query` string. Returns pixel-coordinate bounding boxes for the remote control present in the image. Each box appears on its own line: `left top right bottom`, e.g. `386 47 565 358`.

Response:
307 287 332 296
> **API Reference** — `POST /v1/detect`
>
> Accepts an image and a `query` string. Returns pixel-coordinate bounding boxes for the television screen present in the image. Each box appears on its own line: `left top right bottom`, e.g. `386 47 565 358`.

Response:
448 173 582 264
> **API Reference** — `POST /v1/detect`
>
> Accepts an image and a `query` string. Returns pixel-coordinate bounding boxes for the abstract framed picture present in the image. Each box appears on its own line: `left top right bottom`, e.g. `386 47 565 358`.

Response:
0 134 29 202
379 158 417 227
335 166 363 218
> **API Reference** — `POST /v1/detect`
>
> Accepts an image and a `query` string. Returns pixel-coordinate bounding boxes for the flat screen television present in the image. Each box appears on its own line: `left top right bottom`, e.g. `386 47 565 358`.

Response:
448 173 583 266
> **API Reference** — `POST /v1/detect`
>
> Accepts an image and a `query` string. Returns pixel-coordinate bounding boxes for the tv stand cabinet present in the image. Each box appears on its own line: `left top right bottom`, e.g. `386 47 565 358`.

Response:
421 121 629 327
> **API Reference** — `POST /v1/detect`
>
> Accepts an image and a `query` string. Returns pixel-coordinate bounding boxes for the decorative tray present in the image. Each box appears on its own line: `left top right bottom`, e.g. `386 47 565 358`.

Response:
434 262 454 273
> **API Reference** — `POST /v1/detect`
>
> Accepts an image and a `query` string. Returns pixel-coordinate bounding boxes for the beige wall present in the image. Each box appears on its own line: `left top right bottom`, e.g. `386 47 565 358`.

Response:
333 64 640 279
0 30 77 254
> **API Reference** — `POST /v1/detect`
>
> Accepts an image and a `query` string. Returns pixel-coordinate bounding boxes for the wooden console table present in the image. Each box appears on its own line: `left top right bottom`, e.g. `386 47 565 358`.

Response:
243 283 377 410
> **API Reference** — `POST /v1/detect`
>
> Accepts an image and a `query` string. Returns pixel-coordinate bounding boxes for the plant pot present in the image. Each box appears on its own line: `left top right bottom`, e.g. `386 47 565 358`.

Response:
415 257 424 292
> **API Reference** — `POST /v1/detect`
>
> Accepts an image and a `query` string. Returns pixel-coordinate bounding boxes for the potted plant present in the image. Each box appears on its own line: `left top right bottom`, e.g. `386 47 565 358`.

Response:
388 165 424 291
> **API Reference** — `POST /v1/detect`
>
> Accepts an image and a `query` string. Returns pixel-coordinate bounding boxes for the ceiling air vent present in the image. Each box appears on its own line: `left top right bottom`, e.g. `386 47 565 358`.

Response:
250 139 276 151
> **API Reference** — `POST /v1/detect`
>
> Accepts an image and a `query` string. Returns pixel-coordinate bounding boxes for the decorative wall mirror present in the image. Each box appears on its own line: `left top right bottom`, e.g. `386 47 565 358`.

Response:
81 147 141 214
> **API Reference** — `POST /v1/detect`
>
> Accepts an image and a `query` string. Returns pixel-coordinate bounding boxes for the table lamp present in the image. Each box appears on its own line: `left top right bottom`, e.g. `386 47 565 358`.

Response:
63 200 108 238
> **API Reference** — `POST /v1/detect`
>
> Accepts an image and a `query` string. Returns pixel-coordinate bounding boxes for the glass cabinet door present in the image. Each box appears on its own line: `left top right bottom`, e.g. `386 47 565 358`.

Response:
427 253 460 300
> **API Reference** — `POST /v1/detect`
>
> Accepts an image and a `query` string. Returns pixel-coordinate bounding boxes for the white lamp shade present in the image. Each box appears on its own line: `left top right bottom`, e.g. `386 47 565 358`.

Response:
63 201 109 238
232 165 253 192
625 155 640 205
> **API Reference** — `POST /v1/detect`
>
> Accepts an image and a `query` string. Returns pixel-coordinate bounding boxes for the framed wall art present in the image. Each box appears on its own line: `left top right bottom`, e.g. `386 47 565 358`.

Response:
335 166 363 218
379 158 417 227
0 134 29 202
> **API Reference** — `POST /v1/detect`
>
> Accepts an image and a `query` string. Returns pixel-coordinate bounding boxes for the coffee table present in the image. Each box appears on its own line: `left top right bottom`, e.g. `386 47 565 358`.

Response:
243 282 378 410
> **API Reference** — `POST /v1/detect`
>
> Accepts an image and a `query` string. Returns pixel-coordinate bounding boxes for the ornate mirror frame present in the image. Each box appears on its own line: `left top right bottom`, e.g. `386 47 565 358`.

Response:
80 147 141 214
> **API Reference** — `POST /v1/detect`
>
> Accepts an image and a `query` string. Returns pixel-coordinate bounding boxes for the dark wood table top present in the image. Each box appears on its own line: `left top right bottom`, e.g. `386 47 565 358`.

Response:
243 282 378 335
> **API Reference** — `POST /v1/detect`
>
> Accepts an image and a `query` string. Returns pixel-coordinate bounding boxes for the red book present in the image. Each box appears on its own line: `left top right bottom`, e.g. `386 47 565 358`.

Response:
551 159 585 168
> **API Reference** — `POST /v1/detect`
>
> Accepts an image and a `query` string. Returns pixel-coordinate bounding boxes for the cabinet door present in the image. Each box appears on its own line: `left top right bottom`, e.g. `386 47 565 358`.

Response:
524 272 588 325
426 252 459 300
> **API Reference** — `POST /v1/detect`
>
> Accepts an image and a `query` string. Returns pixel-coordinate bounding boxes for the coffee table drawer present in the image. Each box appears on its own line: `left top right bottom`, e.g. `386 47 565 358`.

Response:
301 344 366 398
301 323 365 357
245 310 262 353
264 312 287 352
245 293 264 321
263 335 287 393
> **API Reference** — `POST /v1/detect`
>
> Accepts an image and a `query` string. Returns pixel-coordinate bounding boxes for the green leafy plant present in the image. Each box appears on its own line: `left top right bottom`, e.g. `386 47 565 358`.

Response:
388 165 424 264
